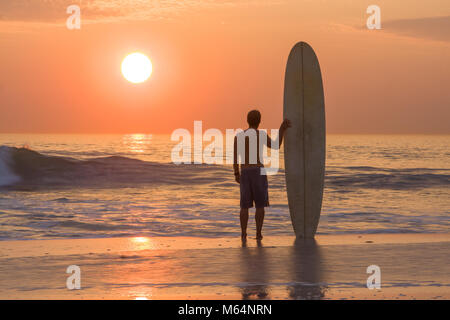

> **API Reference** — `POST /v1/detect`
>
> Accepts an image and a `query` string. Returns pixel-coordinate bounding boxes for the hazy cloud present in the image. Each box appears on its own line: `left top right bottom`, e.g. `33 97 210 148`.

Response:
0 0 282 24
381 16 450 43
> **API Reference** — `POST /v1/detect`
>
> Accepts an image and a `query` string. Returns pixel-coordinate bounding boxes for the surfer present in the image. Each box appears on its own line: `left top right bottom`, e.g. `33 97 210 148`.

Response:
233 110 291 240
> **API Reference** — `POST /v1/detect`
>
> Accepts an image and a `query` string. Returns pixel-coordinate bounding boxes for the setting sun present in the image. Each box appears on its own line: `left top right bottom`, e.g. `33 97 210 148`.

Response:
121 52 152 84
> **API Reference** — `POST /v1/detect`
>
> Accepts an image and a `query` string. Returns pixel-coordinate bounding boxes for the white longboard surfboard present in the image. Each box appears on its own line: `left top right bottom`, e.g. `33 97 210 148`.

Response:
283 42 325 238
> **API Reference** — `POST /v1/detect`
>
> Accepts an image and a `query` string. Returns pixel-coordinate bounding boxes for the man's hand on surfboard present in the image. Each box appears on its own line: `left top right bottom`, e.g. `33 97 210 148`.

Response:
276 119 291 147
281 119 292 130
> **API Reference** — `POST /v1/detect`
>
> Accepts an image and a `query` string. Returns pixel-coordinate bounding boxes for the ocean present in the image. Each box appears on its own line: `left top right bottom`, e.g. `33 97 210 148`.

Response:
0 134 448 240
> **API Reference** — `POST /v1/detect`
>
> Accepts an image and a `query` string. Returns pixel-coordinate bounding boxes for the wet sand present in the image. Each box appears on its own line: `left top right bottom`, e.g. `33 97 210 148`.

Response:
0 234 448 300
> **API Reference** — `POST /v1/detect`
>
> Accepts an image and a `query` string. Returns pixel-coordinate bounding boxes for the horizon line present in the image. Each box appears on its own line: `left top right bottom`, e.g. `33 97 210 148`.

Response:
0 132 449 136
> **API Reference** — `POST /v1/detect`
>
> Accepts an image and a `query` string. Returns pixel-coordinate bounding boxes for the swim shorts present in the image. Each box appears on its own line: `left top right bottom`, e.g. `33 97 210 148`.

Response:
239 167 269 209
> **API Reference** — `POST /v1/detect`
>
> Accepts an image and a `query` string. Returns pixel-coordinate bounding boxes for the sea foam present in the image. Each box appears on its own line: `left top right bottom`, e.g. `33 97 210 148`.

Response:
0 146 20 186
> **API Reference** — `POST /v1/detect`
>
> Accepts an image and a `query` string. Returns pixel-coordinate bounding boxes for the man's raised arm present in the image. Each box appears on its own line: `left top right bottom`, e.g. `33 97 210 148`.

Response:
266 119 291 149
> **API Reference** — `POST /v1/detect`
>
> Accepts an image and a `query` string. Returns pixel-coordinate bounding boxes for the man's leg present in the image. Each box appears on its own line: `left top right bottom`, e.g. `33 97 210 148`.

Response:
255 207 265 240
240 208 249 239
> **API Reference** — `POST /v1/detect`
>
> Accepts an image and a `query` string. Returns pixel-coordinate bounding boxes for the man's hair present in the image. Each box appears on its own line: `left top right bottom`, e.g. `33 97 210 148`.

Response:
247 110 261 127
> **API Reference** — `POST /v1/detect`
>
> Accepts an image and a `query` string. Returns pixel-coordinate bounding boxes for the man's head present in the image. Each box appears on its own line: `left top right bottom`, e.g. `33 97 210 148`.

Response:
247 109 261 128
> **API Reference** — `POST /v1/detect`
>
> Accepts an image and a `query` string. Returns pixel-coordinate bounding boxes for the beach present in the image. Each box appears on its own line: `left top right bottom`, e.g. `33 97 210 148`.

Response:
0 233 448 300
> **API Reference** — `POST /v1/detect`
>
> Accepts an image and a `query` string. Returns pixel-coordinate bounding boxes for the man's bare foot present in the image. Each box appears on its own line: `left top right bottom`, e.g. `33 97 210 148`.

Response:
256 234 263 240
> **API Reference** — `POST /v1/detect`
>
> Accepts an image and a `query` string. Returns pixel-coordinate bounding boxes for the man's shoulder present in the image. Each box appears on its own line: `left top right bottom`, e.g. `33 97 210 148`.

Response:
257 129 268 137
235 129 267 138
235 130 245 139
237 129 259 138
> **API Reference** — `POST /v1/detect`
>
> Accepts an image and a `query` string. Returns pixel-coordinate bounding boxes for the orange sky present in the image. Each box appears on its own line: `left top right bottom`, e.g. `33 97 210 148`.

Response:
0 0 449 134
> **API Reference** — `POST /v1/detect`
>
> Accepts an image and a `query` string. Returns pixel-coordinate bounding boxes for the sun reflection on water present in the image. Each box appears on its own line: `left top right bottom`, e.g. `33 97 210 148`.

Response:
123 134 152 154
129 237 154 250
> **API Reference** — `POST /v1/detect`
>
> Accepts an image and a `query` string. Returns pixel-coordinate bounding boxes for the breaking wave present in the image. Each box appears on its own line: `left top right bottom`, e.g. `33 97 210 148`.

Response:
0 146 21 187
0 146 227 188
0 146 448 190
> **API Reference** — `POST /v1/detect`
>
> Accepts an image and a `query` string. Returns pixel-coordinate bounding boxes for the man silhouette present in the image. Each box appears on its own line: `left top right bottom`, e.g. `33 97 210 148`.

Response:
233 110 290 240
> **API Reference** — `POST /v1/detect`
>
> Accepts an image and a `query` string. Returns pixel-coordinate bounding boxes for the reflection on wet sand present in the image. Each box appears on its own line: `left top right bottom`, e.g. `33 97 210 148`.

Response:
238 238 327 300
288 238 327 300
3 235 448 299
240 240 270 299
